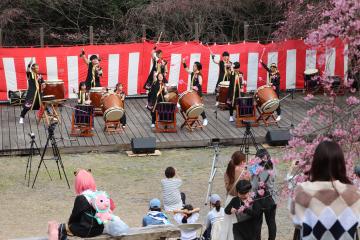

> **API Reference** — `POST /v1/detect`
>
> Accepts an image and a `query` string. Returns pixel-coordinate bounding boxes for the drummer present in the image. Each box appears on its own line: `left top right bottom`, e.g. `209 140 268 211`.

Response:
148 73 166 128
144 45 168 107
227 62 246 122
19 59 46 124
76 82 91 105
115 83 127 129
182 60 208 126
212 51 232 106
80 49 103 90
260 60 281 121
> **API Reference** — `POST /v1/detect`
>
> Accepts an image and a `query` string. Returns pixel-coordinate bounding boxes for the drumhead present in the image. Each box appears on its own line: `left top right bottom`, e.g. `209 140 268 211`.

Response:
45 79 64 84
219 81 230 87
103 107 124 121
90 87 105 92
186 104 204 118
304 68 318 75
261 99 280 113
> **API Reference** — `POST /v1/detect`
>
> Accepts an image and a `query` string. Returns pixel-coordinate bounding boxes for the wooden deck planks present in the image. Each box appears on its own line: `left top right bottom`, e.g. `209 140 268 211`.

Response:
0 94 336 155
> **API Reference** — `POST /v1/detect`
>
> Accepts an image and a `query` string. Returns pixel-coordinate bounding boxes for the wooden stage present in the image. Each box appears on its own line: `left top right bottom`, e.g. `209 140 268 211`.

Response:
0 93 317 156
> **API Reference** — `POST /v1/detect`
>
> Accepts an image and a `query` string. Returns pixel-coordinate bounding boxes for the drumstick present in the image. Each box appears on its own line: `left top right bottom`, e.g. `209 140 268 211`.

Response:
156 32 163 44
61 103 89 113
206 43 214 56
259 47 265 62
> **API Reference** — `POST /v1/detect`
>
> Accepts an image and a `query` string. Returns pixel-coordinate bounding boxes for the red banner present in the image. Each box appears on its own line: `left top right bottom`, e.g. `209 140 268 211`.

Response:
0 39 347 101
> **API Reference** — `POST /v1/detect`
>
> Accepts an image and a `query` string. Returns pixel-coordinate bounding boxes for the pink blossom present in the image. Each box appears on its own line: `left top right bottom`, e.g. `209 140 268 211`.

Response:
304 94 314 101
346 96 360 106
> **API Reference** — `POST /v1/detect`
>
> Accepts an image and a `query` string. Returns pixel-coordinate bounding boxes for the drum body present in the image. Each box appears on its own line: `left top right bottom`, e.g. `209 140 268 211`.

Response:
75 105 94 125
89 87 105 109
101 93 125 121
218 81 230 104
255 85 279 113
44 80 65 99
236 97 254 116
304 69 320 89
178 90 204 118
164 92 178 104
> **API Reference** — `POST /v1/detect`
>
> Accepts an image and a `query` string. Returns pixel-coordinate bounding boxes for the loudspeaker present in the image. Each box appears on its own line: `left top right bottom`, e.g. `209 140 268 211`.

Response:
131 137 156 154
265 129 291 146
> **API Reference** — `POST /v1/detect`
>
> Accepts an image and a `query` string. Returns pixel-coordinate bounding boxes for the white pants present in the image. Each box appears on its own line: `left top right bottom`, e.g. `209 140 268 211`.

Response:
219 195 237 240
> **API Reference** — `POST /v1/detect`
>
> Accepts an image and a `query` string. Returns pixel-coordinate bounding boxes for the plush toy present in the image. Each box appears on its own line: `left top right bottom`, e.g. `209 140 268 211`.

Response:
86 191 114 224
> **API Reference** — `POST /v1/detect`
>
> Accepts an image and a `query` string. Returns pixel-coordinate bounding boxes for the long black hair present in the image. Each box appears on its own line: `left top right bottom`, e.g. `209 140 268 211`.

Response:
310 141 351 184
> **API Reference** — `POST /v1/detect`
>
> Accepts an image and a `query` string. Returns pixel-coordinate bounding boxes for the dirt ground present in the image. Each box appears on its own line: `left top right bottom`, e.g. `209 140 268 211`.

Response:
0 146 295 239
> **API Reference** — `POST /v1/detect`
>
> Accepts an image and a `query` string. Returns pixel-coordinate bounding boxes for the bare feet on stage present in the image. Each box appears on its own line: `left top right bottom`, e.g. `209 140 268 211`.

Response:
276 115 281 121
229 116 234 122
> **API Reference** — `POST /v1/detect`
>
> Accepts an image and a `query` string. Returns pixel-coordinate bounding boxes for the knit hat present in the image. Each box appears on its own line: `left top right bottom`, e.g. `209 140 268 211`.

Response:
209 194 221 204
149 198 161 209
236 179 252 194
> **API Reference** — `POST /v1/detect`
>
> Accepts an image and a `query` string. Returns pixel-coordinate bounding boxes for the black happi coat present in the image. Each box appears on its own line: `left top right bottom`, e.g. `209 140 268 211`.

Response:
149 81 166 112
190 72 203 97
24 71 44 110
228 71 243 107
261 62 280 88
144 58 168 90
85 62 102 90
216 60 231 86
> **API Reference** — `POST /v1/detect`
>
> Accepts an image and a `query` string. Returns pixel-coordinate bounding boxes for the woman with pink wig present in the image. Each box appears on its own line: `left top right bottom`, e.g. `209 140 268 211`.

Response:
48 169 128 240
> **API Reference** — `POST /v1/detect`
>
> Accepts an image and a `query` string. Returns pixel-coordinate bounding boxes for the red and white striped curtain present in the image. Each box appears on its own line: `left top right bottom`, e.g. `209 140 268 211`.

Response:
0 39 348 101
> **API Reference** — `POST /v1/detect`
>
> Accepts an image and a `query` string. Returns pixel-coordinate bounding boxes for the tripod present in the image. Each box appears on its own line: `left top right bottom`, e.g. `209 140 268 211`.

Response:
32 122 70 189
24 133 52 187
240 121 262 161
204 138 223 205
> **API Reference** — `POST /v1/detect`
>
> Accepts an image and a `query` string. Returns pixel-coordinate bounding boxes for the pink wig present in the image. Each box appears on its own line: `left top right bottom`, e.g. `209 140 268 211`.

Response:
74 169 96 195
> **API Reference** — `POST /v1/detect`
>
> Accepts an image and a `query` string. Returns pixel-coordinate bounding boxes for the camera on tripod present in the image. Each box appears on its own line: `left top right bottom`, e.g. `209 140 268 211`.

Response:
47 122 58 137
28 133 35 139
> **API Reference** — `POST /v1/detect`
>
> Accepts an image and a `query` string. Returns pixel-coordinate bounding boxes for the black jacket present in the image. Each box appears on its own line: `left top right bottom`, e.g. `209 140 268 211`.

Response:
228 71 243 107
85 62 102 90
225 196 262 240
261 62 280 87
190 72 203 97
24 71 44 110
68 195 104 238
149 81 166 111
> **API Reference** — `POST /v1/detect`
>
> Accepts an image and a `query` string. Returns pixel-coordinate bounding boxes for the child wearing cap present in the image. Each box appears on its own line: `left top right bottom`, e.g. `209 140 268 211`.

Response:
203 194 224 240
142 198 171 227
173 204 201 240
224 179 262 240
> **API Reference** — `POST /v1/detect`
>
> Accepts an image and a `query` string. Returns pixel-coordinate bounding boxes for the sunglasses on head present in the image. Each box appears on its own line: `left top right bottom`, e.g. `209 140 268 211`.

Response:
74 168 91 176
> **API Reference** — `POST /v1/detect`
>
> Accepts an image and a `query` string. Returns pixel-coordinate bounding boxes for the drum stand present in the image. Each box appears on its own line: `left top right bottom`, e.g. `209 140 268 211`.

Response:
180 111 203 132
32 122 70 189
236 105 258 128
104 120 122 133
155 104 177 133
71 107 94 137
38 100 62 125
256 107 279 127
